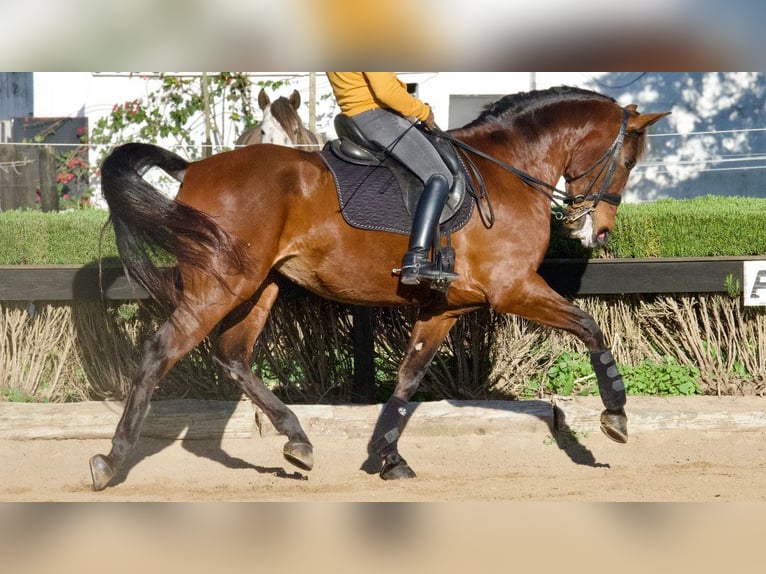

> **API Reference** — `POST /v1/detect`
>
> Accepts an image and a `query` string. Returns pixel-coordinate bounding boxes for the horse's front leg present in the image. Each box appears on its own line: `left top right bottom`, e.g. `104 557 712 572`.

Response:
588 349 628 443
496 274 627 443
366 312 458 480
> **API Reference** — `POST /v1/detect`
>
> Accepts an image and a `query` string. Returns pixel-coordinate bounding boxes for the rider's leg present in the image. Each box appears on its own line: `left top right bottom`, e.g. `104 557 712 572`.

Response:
400 173 458 285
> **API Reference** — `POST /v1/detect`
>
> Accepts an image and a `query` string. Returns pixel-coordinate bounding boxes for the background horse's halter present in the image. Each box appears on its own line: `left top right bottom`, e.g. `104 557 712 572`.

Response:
434 107 632 226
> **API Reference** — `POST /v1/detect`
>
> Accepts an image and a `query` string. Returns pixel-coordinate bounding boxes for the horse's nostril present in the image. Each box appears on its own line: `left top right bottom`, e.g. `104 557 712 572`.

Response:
597 230 610 245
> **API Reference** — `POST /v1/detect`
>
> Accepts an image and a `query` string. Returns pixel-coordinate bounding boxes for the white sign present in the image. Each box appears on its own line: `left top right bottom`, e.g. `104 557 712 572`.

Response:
743 261 766 306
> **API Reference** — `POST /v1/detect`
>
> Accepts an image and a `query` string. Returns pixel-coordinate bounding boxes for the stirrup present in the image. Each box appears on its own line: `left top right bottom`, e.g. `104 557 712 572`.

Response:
399 266 422 286
397 261 458 286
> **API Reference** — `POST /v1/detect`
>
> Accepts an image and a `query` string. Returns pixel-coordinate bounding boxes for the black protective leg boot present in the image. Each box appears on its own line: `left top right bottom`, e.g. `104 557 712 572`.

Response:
400 174 459 285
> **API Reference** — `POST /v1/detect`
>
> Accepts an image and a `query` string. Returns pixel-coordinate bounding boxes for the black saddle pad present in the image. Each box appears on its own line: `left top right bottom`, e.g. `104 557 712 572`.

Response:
319 149 474 236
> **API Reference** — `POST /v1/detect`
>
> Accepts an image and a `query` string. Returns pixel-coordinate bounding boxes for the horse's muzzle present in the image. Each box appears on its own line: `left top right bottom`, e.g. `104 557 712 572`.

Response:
565 213 612 249
567 213 595 248
595 229 610 247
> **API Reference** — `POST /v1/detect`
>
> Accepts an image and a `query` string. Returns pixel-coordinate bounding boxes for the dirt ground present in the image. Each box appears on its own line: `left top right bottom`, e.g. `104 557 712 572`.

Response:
2 415 766 502
5 400 766 574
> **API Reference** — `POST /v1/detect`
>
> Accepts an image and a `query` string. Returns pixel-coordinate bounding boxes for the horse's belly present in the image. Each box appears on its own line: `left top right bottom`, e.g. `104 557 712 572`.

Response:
277 255 404 305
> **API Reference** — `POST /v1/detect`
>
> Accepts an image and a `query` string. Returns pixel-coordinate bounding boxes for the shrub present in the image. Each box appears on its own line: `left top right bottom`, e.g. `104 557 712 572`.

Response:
0 210 117 264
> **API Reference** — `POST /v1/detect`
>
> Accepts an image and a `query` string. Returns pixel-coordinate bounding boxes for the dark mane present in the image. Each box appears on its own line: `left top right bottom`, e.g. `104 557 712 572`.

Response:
460 86 617 130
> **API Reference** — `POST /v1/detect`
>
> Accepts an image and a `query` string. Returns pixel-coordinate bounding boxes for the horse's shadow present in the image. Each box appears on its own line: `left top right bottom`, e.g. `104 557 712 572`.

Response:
107 402 308 489
360 400 609 473
112 398 605 490
549 404 610 468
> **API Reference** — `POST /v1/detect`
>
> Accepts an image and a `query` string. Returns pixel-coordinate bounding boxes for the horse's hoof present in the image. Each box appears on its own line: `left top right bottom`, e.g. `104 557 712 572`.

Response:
89 454 116 492
380 455 417 480
600 408 628 444
283 440 314 471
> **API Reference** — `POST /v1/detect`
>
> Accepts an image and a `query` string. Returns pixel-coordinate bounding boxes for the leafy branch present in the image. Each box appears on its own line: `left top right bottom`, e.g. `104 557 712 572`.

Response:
89 73 288 163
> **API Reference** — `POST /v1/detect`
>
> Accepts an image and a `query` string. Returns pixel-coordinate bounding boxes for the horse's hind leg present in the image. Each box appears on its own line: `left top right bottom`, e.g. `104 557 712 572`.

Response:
89 307 220 491
366 312 458 480
213 280 313 471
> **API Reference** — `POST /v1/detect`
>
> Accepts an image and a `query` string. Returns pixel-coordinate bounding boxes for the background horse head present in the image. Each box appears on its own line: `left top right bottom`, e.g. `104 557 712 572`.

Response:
91 86 669 490
235 87 323 149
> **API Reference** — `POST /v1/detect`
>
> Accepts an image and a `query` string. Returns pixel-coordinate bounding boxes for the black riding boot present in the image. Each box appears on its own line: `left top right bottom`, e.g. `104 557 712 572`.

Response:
400 174 459 286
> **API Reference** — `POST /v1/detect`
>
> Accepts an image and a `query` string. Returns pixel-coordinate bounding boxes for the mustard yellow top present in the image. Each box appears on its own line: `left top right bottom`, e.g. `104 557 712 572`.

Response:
326 72 431 121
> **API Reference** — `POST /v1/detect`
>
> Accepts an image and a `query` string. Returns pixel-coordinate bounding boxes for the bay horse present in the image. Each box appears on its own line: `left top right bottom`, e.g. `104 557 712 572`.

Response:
90 86 669 490
235 87 323 149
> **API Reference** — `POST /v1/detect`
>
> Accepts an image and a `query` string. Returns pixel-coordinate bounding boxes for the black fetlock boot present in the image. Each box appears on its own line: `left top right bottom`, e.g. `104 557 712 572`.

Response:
400 174 459 286
369 396 417 479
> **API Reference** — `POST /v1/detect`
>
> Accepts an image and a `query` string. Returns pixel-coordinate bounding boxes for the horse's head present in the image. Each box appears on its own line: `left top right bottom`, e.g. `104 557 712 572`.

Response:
449 87 670 251
237 88 320 148
253 87 321 149
562 104 670 248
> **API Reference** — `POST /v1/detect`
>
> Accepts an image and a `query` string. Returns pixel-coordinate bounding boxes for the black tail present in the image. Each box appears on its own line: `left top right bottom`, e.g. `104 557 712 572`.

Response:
101 143 249 308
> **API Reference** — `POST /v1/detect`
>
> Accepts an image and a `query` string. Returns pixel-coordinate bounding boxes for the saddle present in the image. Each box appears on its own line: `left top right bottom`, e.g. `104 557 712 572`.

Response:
325 114 471 228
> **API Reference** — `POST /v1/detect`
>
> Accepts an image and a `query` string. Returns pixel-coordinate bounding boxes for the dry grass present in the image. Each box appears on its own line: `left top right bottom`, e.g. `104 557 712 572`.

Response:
71 301 234 401
490 295 766 398
253 294 356 403
635 296 766 395
0 303 83 402
2 294 765 403
0 301 236 403
69 302 142 400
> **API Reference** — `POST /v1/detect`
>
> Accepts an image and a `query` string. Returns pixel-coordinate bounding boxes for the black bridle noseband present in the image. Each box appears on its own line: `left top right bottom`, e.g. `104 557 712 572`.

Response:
434 107 632 226
560 108 630 221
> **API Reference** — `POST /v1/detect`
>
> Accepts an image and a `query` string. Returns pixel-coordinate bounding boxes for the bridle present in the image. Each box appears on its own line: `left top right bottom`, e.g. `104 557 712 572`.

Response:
433 107 633 226
560 108 631 222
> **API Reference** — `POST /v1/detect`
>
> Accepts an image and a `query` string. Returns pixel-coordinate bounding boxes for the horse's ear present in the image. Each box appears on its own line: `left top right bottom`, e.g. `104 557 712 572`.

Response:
289 90 301 110
258 88 270 111
628 110 671 132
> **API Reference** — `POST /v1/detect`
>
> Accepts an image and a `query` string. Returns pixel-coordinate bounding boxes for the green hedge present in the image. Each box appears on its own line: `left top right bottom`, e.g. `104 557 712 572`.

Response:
604 196 766 258
2 195 766 264
0 210 117 264
548 195 766 259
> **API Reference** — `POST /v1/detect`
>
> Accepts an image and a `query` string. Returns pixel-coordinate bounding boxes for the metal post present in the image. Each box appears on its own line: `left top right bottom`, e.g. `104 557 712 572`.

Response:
201 72 212 157
308 72 317 133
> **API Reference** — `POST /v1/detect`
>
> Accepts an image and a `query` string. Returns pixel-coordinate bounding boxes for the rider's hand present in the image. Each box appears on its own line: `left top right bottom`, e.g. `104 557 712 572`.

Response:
423 109 438 131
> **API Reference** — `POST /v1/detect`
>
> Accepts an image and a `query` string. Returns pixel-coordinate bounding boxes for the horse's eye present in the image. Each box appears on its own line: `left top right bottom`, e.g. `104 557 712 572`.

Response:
624 159 636 170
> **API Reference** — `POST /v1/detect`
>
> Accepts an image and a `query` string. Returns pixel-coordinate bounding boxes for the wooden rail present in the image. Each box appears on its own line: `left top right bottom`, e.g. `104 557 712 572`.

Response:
539 256 757 296
0 263 144 301
0 257 760 301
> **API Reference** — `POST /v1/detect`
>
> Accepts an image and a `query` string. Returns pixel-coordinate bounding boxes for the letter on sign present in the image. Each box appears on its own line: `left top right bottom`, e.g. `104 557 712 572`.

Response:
743 261 766 306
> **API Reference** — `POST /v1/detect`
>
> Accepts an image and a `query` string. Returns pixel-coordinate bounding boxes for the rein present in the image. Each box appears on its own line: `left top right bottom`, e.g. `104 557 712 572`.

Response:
433 108 631 225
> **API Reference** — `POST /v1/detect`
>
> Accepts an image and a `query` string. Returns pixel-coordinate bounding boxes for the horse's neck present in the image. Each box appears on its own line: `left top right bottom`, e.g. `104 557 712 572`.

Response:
236 124 261 146
297 127 322 149
455 126 567 184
